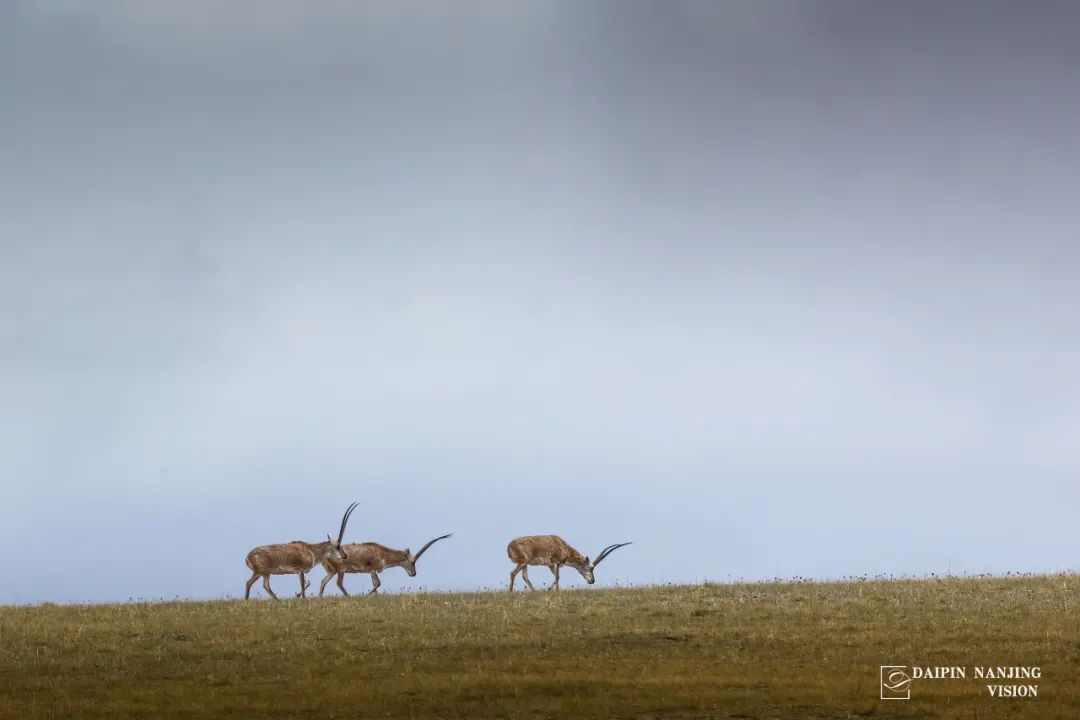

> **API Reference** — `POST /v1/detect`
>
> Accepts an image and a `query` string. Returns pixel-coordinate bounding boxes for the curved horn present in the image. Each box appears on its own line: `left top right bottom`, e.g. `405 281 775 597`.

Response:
337 501 359 544
412 533 452 562
592 542 632 567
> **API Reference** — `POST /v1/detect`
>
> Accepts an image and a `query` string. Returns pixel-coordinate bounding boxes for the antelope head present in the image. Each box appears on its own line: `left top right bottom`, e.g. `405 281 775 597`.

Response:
325 501 359 562
401 533 452 576
575 542 632 584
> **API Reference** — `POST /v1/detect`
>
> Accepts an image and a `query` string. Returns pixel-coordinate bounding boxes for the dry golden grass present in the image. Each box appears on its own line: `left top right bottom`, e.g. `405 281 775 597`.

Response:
0 574 1077 719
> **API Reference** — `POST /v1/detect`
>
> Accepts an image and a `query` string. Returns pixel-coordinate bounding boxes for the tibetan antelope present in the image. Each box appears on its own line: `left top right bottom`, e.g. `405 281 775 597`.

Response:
318 533 452 596
244 502 359 600
507 535 631 591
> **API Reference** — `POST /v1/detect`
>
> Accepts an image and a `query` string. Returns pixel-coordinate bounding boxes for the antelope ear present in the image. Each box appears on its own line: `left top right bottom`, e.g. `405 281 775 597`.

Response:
327 534 333 543
584 556 590 564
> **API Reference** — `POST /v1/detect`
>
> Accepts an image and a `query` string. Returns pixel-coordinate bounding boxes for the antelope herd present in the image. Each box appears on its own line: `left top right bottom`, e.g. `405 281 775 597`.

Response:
243 503 632 600
244 502 359 600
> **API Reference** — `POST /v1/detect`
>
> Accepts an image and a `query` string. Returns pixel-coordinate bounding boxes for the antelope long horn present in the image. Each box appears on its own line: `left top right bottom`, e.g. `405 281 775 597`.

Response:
337 501 360 544
413 533 452 561
593 542 632 566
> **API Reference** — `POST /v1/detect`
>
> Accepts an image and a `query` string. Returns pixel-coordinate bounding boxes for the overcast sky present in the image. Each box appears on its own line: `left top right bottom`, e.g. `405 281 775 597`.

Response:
2 2 1078 604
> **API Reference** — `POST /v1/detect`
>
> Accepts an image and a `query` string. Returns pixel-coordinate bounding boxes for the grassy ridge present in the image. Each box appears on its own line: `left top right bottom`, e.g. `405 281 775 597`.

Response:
0 575 1077 719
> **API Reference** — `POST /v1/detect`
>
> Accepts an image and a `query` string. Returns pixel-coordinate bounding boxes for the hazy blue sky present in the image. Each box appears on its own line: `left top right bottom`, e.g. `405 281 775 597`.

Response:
3 2 1078 603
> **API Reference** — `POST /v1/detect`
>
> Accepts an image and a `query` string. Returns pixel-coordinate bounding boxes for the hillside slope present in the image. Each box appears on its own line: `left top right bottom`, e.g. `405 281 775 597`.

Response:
0 576 1076 719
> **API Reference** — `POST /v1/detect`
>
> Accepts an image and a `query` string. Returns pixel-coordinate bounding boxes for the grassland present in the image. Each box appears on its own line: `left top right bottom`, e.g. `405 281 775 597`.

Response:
0 575 1077 719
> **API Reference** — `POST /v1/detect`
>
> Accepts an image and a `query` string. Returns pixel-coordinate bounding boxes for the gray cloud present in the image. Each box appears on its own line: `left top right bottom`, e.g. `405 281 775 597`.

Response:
2 3 1078 603
15 1 552 71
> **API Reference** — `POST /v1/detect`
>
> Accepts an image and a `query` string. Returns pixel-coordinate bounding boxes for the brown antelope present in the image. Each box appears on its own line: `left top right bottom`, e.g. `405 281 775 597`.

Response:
244 502 359 600
318 533 452 596
507 535 631 591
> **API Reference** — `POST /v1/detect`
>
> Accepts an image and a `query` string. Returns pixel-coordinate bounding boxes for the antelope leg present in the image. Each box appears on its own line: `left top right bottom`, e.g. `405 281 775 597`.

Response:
296 572 309 598
244 572 259 600
547 564 560 591
509 563 526 592
319 571 335 597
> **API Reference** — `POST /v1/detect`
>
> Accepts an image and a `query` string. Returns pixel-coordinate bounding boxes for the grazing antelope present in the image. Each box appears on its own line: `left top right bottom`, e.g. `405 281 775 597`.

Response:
318 534 452 596
507 535 631 591
244 502 359 600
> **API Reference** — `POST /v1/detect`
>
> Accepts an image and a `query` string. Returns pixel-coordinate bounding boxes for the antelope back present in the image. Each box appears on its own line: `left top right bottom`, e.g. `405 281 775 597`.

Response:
328 543 403 573
246 542 319 574
507 535 574 564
